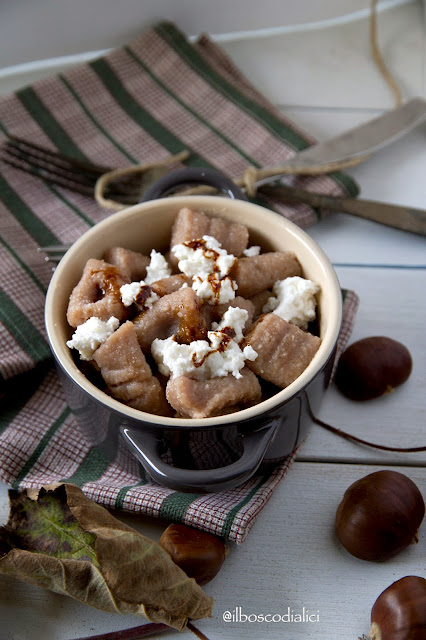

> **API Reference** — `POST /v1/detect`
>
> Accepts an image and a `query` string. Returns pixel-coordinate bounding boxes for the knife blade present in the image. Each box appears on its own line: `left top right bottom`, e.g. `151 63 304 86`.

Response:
259 184 426 236
256 97 426 179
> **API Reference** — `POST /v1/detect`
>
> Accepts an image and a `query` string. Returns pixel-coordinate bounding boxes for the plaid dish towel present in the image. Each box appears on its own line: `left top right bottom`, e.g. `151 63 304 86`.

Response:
0 21 359 544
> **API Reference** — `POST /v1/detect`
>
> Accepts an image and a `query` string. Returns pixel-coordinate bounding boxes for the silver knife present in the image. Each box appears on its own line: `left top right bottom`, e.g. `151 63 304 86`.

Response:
256 97 426 179
252 98 426 236
259 183 426 236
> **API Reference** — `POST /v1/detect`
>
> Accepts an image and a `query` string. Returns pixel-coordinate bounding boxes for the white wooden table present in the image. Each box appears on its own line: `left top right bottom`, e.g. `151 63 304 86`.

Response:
1 3 425 639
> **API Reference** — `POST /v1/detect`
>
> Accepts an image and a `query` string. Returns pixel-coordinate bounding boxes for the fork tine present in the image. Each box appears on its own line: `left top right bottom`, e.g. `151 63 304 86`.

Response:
1 155 97 196
3 142 100 187
38 243 72 263
6 136 143 189
1 154 99 196
6 135 112 175
41 253 66 263
1 135 151 203
1 144 141 201
2 155 142 202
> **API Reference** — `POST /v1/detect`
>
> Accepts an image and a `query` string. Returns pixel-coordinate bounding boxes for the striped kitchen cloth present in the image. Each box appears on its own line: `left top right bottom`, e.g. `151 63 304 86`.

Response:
0 21 359 543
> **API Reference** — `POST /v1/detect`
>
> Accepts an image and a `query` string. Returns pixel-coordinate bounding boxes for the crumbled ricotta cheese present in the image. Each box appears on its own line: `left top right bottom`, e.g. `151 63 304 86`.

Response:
215 306 250 343
66 316 119 360
120 281 159 309
144 249 171 284
120 282 141 307
192 274 237 305
263 276 320 330
171 235 237 304
172 235 236 279
152 337 211 378
151 306 257 380
243 245 261 257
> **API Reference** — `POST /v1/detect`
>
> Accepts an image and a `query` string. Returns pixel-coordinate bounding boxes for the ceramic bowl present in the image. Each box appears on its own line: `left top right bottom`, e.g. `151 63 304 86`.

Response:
45 169 342 492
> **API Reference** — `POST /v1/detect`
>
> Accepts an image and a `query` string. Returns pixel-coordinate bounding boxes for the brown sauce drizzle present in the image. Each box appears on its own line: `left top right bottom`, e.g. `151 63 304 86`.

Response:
183 238 236 306
185 239 207 250
184 238 221 273
177 319 207 345
94 265 125 303
207 273 222 305
135 284 153 308
191 325 236 368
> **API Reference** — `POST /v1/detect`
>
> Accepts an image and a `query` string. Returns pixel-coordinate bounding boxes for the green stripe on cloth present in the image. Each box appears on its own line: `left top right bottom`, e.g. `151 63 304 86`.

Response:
0 174 58 247
156 22 310 151
115 478 147 510
0 289 50 363
221 474 270 539
47 183 95 227
0 364 52 432
61 447 111 486
124 45 260 168
11 407 71 488
0 118 94 228
89 58 210 168
155 22 359 197
59 74 138 165
159 491 204 522
16 87 88 161
329 171 359 198
0 236 46 294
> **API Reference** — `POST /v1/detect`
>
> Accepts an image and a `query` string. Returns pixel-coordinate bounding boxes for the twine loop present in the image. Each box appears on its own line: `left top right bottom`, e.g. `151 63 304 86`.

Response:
95 150 189 210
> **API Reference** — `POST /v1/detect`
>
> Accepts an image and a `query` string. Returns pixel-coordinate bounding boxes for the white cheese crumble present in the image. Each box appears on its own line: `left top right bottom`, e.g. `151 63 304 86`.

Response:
171 235 237 304
66 316 119 360
144 249 171 284
215 306 250 343
243 245 261 257
120 281 142 307
192 274 237 305
120 281 159 309
263 276 320 330
151 307 257 380
172 235 236 279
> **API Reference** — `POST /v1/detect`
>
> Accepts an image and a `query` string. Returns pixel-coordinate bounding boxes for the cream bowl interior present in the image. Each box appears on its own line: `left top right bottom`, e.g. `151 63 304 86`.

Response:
45 195 342 427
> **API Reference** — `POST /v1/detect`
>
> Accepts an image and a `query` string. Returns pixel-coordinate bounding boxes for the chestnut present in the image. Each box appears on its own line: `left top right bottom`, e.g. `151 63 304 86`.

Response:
335 336 412 401
159 523 226 586
369 576 426 640
335 470 424 561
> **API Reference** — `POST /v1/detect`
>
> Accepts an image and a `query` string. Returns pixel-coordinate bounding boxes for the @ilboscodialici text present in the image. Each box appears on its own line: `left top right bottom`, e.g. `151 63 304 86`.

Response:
222 607 320 623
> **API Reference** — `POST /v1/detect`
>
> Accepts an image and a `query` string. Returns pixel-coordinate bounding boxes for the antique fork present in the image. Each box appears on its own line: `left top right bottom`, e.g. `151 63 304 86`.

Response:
40 182 426 263
1 135 168 204
3 95 426 265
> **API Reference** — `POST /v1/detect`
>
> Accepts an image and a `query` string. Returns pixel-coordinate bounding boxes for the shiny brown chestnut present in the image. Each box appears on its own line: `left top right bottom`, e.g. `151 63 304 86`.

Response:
159 523 226 586
335 470 425 561
335 336 412 401
369 576 426 640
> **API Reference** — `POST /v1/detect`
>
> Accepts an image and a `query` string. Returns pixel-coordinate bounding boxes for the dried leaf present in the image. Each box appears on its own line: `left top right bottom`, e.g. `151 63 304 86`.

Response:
0 484 213 630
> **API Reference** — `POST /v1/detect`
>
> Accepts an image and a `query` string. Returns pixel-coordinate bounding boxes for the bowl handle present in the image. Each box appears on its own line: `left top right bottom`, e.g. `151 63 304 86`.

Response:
120 423 278 493
140 167 248 202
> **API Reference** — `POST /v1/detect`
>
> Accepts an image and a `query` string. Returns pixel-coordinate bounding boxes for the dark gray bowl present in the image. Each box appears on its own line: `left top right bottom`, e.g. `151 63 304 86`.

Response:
45 178 342 493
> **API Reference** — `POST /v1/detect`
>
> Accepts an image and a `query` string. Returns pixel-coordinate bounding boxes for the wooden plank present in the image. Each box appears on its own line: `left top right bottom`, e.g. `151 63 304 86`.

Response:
300 266 426 465
0 462 424 639
221 2 425 109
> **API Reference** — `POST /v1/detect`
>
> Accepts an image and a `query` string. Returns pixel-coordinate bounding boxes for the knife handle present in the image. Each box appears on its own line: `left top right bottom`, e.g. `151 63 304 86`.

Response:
260 184 426 237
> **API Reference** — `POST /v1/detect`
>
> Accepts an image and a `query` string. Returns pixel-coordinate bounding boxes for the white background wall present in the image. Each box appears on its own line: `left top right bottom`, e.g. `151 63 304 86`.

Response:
0 0 412 68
